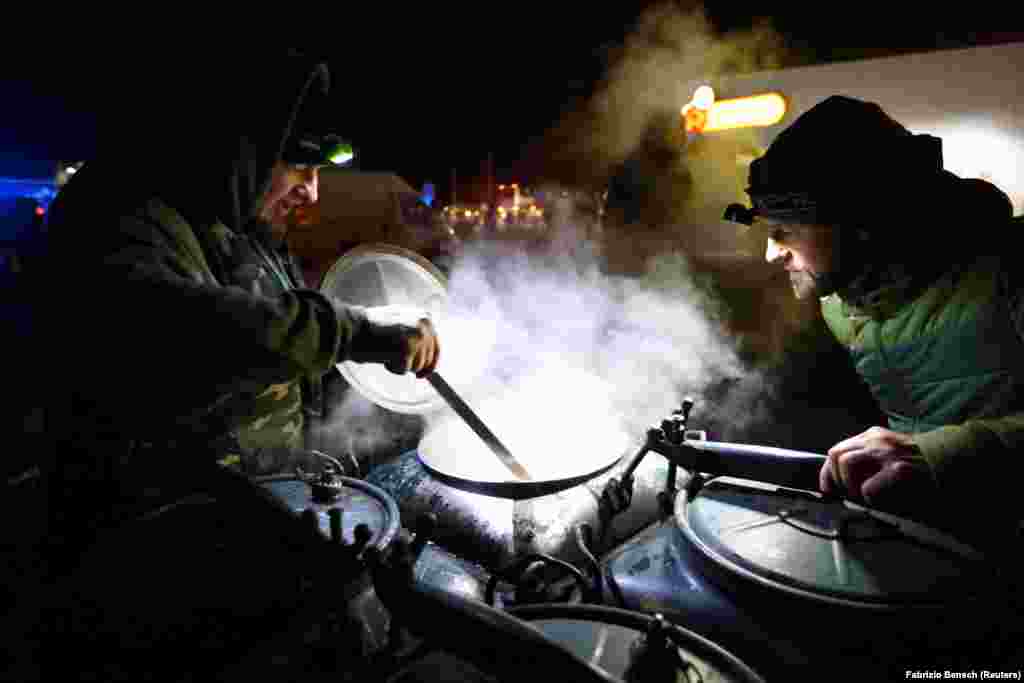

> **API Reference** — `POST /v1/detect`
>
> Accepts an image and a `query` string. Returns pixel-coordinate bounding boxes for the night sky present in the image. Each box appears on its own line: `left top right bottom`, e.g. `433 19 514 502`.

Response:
3 4 1019 194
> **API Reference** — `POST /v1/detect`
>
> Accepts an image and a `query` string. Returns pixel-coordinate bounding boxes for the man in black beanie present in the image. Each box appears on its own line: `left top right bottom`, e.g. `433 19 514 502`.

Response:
725 95 1020 549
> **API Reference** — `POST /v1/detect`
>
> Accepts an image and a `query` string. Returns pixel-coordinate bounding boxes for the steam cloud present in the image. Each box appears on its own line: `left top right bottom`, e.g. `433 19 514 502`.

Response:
424 236 753 478
313 228 780 475
312 386 426 473
529 3 792 190
312 2 846 469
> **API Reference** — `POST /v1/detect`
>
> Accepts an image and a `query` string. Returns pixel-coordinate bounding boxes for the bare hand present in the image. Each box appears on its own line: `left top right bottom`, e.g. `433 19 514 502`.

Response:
394 317 440 378
823 426 936 512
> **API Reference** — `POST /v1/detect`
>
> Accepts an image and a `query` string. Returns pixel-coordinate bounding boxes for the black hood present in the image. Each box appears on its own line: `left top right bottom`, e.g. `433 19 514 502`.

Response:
741 95 1012 231
746 95 942 225
50 52 336 243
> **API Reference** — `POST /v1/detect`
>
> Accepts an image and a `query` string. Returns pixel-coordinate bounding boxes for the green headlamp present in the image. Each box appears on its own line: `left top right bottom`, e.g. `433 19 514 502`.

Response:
283 133 355 167
325 140 355 166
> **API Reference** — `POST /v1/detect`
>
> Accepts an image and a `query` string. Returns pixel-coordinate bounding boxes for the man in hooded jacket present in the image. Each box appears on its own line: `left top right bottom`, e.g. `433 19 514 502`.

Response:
725 95 1022 552
41 53 440 574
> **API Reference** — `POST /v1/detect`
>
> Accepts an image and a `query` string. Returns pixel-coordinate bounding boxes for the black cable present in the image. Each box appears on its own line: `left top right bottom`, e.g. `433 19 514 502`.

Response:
665 628 706 683
308 449 359 477
373 574 619 683
574 524 603 602
484 553 590 607
505 605 765 683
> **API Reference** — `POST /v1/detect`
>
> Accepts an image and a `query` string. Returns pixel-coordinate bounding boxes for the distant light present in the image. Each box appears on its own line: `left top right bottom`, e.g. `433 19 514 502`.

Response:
65 166 77 175
693 85 715 110
35 206 45 216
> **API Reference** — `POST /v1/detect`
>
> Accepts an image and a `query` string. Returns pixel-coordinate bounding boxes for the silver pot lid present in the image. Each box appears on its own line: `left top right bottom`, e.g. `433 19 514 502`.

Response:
320 243 449 414
677 477 990 606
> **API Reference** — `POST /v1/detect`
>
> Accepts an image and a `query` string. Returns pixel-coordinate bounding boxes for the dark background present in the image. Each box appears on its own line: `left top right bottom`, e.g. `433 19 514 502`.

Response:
3 4 1021 193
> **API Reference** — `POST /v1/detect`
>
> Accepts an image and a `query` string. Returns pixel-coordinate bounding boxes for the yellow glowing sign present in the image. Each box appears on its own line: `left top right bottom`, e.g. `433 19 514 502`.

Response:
682 87 787 134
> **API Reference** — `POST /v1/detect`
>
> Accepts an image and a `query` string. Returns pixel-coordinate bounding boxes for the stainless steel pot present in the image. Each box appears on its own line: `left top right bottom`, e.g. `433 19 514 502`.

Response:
321 243 642 499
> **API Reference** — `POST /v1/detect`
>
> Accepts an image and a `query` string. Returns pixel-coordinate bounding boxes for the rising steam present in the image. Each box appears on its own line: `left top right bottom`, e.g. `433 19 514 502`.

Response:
312 3 863 472
418 236 751 479
528 2 793 190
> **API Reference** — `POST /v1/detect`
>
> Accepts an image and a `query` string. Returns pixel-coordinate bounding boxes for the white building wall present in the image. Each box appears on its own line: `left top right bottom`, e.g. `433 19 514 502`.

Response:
696 43 1024 214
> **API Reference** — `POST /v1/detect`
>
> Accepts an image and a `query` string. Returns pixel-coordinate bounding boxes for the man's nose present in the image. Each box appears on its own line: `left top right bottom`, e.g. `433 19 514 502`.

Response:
295 168 319 205
765 237 787 264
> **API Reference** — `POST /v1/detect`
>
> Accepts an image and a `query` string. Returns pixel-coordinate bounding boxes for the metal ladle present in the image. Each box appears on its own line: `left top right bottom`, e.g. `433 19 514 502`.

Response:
425 372 532 481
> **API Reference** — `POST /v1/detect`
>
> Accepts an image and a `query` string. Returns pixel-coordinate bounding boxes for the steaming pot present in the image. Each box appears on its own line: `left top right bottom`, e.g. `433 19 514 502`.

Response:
319 244 666 570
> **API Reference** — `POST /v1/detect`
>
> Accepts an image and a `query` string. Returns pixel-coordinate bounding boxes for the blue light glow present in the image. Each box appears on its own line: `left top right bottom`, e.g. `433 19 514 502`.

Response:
0 178 57 208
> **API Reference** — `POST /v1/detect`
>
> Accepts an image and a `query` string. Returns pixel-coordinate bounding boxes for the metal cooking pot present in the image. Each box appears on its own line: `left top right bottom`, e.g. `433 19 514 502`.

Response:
320 243 633 498
601 471 1017 676
416 387 631 499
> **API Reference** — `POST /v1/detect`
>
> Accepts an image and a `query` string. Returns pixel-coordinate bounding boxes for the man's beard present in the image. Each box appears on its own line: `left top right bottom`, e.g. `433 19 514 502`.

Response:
789 271 819 299
790 268 843 299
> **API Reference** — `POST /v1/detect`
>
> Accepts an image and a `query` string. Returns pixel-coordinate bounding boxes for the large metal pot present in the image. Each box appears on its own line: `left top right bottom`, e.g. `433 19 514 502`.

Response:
367 446 669 571
416 382 631 499
601 471 1017 677
321 244 646 499
319 244 668 570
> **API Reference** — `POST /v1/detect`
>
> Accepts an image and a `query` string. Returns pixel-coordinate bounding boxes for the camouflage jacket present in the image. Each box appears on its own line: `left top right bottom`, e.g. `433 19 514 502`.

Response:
202 206 325 464
46 191 386 490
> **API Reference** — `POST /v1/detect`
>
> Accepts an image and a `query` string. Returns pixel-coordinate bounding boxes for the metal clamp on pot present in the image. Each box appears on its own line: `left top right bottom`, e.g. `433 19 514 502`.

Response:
483 552 591 607
601 398 828 523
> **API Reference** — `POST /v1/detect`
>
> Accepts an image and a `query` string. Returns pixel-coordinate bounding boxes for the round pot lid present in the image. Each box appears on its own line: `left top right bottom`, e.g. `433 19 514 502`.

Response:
320 243 450 414
677 477 991 606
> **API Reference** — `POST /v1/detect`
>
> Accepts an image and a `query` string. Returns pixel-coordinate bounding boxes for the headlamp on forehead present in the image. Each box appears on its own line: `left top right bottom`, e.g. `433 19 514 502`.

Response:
723 203 756 226
724 190 826 227
283 133 355 167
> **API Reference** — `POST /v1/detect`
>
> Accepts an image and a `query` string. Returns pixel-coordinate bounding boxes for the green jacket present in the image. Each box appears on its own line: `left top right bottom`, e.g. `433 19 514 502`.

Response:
821 250 1024 532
